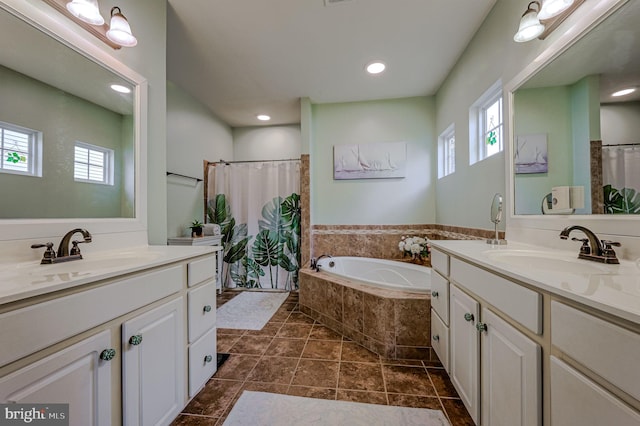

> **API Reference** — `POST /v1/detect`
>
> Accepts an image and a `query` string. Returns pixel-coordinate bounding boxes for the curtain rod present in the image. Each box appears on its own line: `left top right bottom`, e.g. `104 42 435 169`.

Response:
602 143 640 147
166 171 203 182
215 158 300 165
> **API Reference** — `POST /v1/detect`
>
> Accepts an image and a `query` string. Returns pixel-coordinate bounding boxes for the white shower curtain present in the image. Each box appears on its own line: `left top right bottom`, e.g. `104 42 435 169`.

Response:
206 161 301 290
602 145 640 214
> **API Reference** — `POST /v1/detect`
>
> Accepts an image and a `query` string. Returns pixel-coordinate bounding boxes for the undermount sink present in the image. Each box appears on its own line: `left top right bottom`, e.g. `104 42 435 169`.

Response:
483 249 613 275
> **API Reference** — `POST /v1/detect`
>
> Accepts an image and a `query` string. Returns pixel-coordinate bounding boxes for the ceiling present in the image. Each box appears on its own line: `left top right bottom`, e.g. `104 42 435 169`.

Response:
167 0 497 127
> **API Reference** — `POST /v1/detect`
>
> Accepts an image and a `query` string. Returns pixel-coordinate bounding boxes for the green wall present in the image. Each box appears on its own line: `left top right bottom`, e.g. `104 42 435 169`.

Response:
311 96 436 225
0 65 132 218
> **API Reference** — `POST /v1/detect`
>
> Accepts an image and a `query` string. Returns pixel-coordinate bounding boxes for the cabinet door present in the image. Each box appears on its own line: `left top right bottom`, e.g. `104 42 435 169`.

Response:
450 284 480 424
122 298 184 426
481 308 541 426
0 330 113 426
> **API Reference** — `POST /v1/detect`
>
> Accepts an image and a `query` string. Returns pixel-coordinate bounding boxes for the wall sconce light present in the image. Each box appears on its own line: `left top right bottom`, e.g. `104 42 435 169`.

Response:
42 0 137 49
514 0 584 42
514 1 545 43
106 7 138 47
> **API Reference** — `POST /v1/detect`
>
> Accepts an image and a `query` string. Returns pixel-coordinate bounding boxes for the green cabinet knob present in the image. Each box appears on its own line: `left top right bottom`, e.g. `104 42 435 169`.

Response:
464 313 474 322
100 348 116 361
203 305 212 313
204 354 213 363
129 334 143 346
432 291 439 298
476 322 488 333
432 335 440 342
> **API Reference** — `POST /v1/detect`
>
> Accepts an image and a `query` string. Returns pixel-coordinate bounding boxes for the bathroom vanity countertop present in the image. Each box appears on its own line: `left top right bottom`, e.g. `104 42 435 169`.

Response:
430 240 640 326
0 245 222 306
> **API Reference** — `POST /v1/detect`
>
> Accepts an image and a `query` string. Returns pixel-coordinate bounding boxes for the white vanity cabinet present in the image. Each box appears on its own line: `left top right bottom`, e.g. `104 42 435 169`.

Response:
448 257 542 426
0 250 218 426
430 249 450 372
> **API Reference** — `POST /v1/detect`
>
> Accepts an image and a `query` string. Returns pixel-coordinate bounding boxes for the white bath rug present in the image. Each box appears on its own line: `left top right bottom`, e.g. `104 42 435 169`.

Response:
222 391 451 426
216 291 289 330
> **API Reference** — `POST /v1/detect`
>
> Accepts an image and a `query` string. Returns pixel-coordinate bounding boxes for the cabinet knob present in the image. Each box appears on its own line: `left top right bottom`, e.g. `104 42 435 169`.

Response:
203 305 212 313
476 322 488 333
129 334 143 346
204 354 213 363
464 313 474 322
432 335 440 342
99 348 116 361
432 291 439 298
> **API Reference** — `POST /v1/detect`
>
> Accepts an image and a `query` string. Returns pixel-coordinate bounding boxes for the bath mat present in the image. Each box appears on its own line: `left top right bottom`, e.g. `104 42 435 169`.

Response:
222 391 450 426
216 291 289 330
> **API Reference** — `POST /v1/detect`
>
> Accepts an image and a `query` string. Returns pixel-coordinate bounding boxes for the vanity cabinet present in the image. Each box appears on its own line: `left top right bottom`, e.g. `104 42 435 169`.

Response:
0 251 218 426
430 249 450 372
122 298 184 426
448 257 542 426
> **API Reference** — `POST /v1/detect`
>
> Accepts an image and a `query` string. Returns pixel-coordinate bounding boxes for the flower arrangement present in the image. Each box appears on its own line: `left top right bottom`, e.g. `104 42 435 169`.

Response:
398 235 430 261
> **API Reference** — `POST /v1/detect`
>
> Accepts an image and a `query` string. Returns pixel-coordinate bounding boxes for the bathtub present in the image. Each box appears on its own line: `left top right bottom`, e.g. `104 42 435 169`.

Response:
316 256 430 293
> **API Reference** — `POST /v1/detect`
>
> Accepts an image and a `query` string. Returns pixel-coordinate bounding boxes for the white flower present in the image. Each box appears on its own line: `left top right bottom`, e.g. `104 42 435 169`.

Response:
411 243 422 254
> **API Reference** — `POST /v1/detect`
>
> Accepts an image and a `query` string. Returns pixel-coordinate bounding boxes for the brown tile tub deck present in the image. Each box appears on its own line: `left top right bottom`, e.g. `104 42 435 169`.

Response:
299 268 435 361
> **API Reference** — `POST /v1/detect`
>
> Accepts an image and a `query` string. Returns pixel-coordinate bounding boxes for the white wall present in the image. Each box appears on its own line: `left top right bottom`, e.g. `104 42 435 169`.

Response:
601 102 640 145
233 125 301 161
166 81 233 238
311 96 436 225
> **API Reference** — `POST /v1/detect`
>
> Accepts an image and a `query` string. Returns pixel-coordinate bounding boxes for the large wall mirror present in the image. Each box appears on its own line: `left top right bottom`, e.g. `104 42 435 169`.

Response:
510 0 639 217
0 1 147 241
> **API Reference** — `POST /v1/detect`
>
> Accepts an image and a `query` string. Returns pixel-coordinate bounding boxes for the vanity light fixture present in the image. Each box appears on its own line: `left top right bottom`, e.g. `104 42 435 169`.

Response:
537 0 575 20
366 61 386 75
106 7 137 47
66 0 104 25
257 114 271 121
110 84 131 94
611 87 637 97
514 1 546 43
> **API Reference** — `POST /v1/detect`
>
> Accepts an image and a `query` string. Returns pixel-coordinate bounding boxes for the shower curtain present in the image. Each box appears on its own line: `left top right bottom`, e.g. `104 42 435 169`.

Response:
206 160 301 290
602 145 640 214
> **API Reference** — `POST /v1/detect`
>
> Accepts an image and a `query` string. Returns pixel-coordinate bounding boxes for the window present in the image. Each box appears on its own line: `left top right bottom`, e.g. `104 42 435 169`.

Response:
470 80 503 164
0 121 42 177
74 142 114 185
438 124 455 178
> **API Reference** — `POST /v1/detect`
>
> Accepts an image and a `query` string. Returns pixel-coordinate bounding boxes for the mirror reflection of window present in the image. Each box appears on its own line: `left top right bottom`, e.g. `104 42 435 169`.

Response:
74 142 114 186
0 121 42 177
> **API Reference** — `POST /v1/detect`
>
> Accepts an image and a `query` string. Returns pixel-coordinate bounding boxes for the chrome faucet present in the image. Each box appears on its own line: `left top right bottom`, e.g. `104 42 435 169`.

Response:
310 254 332 272
559 225 620 264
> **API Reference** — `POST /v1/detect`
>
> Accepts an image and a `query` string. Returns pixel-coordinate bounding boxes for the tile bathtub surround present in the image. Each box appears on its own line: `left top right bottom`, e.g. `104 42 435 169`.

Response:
310 224 505 264
172 291 474 425
299 270 433 361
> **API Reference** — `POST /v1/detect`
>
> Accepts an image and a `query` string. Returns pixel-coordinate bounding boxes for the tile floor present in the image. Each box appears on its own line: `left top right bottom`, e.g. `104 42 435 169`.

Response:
171 291 474 425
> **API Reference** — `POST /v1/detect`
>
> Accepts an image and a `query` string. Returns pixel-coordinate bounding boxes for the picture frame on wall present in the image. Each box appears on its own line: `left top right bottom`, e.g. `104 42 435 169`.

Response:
333 142 407 180
515 134 548 174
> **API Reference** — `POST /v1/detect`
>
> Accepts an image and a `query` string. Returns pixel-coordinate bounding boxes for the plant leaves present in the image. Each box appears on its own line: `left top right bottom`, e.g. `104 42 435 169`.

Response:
252 229 281 267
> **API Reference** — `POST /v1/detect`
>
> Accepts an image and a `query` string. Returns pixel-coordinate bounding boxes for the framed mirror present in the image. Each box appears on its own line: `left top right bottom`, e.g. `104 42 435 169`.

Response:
0 1 147 241
509 0 639 217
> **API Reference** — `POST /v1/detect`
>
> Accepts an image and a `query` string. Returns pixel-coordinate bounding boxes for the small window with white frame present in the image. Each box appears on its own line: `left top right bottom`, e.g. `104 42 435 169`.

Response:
469 80 503 165
438 124 455 178
0 121 42 177
74 142 114 185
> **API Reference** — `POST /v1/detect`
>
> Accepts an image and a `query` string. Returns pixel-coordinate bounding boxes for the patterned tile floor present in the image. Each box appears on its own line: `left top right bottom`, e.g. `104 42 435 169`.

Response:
171 291 474 425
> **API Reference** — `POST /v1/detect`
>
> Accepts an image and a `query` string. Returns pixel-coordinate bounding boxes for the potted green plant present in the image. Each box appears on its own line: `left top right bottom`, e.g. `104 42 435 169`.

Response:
190 219 204 237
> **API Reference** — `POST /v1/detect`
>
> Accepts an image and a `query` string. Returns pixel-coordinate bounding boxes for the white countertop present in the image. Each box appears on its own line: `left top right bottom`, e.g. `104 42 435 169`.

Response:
0 245 222 306
430 240 640 325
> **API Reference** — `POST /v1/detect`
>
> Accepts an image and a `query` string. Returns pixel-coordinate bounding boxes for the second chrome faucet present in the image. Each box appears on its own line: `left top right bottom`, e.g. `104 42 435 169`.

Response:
31 228 92 264
559 225 620 264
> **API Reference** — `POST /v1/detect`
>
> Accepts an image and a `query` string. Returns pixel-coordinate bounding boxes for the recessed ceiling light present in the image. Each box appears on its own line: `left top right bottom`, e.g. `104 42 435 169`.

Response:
110 84 131 94
611 88 636 97
366 61 386 74
257 114 271 121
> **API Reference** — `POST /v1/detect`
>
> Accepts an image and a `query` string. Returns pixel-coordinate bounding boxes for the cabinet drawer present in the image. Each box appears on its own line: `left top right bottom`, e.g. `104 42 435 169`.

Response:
188 256 216 287
0 266 182 367
551 301 640 401
450 258 541 334
188 282 217 343
431 249 449 277
431 271 449 325
189 327 217 398
551 357 640 426
431 309 449 372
